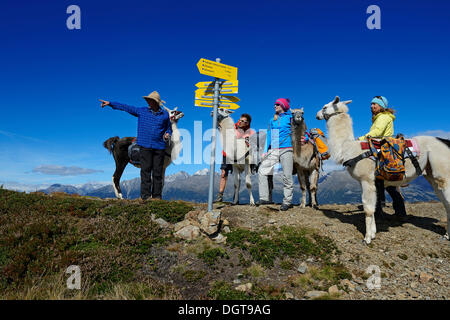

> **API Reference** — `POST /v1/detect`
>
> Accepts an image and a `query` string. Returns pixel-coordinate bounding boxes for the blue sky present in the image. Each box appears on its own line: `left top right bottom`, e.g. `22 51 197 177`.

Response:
1 0 449 186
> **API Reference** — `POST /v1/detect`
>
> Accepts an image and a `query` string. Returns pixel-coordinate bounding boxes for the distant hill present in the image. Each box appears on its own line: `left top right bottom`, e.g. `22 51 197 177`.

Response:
35 169 438 204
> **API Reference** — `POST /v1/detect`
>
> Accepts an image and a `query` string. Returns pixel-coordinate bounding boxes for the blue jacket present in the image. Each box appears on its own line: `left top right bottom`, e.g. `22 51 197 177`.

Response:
264 110 293 153
110 102 172 150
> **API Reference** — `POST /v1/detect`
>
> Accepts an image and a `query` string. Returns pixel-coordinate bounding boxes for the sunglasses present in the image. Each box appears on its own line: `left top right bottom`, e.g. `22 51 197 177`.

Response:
275 103 281 106
239 119 249 123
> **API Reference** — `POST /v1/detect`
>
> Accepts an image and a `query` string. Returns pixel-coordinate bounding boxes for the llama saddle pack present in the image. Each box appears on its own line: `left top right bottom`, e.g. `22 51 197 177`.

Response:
343 137 422 180
308 128 330 160
128 137 172 167
128 138 141 166
369 137 407 181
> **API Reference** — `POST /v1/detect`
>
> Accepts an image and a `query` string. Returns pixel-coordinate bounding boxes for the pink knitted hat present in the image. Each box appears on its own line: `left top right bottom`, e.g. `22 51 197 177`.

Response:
276 98 290 111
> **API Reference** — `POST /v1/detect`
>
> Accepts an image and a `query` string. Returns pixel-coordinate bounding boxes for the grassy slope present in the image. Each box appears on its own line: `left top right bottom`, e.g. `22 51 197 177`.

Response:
0 188 349 300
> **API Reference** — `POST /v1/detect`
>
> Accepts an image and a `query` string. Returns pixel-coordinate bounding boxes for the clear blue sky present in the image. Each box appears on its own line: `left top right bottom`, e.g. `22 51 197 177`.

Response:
1 0 449 186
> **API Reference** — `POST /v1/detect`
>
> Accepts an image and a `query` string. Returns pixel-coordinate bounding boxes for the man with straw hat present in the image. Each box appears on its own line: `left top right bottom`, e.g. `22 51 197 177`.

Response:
99 91 172 200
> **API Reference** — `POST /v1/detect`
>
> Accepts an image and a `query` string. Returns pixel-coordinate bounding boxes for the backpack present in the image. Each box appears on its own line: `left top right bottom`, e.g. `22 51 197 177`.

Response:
128 138 141 166
309 128 330 160
368 137 406 181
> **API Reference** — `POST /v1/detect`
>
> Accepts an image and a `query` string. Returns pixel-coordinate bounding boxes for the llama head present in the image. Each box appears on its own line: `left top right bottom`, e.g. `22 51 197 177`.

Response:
316 96 352 121
164 106 184 122
211 108 234 125
291 107 304 125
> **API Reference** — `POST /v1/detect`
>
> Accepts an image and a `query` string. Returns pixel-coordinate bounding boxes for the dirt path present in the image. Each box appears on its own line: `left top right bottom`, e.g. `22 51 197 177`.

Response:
212 201 449 300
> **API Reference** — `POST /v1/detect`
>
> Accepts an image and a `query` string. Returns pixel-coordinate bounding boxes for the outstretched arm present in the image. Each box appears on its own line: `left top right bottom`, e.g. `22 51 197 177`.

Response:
99 99 139 117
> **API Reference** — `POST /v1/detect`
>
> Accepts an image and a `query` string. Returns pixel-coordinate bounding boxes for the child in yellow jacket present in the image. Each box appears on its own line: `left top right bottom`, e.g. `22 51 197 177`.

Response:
358 96 396 140
359 95 407 220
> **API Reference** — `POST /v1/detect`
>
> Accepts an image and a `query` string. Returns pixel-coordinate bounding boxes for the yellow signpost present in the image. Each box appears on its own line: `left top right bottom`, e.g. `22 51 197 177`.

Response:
195 80 238 88
196 58 238 81
194 99 240 110
195 90 240 102
195 57 239 212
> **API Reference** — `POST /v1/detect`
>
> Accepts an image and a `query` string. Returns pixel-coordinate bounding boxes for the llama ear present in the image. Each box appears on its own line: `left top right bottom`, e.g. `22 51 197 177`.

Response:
163 106 170 112
333 96 340 104
300 107 304 113
343 100 352 105
174 107 178 111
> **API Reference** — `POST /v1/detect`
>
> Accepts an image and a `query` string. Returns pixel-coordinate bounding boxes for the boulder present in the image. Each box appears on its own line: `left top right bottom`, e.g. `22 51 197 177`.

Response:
305 290 327 299
235 283 252 292
198 210 222 235
174 225 201 240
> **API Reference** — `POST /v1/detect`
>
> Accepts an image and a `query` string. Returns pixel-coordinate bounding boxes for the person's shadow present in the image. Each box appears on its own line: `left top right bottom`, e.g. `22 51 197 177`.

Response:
319 205 446 238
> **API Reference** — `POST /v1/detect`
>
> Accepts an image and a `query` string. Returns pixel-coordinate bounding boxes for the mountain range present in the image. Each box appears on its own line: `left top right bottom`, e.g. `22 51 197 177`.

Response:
21 168 438 205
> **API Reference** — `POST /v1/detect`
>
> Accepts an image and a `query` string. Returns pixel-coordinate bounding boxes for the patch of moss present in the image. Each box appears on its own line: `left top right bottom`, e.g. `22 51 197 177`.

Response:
280 259 294 270
208 281 250 300
198 247 229 266
244 263 266 278
183 270 206 283
398 253 408 260
226 226 341 268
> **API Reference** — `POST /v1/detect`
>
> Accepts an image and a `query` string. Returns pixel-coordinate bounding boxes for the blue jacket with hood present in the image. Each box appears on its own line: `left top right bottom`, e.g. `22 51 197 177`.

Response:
264 109 293 153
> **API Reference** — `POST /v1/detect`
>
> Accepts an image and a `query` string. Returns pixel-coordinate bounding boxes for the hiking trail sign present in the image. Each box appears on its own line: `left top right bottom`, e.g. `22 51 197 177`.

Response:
196 58 238 81
195 58 239 212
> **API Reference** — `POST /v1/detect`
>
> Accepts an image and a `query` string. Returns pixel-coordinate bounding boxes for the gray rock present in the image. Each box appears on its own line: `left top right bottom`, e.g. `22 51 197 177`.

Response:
198 210 222 235
174 225 201 240
305 291 327 299
211 233 227 244
297 262 308 274
154 218 170 228
285 292 294 299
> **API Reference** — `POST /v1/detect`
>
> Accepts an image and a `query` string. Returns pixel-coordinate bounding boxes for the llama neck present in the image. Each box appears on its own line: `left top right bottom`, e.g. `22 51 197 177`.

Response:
219 117 236 139
292 121 307 155
326 113 357 163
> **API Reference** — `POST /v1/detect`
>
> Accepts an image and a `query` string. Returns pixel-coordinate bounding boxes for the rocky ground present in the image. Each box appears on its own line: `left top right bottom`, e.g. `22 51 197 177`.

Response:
1 188 448 300
211 201 449 300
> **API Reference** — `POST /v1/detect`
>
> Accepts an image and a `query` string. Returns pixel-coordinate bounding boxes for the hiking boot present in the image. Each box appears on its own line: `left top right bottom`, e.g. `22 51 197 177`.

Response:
280 203 293 211
256 200 273 206
214 193 224 203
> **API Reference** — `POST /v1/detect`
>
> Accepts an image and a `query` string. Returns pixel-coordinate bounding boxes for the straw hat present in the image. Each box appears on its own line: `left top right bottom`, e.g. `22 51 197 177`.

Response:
143 91 166 106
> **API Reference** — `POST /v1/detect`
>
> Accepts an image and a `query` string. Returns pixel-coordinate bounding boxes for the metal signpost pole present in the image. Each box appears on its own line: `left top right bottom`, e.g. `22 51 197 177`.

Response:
207 58 221 212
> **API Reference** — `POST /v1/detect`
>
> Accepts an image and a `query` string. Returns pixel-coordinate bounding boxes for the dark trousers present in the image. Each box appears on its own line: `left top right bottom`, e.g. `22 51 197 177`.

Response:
375 179 406 216
140 147 165 200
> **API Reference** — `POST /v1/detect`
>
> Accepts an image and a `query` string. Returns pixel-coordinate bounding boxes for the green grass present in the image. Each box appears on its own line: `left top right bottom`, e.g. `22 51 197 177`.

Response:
0 189 192 299
226 226 341 268
198 247 229 266
207 281 284 300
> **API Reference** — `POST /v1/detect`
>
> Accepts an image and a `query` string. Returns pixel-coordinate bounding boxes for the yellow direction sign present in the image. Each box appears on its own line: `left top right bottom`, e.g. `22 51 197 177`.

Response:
218 101 240 109
195 99 240 110
197 59 238 81
195 90 240 102
195 80 239 88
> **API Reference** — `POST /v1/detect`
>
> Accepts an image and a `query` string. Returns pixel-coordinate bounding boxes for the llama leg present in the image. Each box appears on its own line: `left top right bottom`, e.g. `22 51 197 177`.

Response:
305 172 312 207
444 187 450 240
297 170 307 208
309 169 319 209
245 165 255 206
424 175 450 240
233 169 240 205
112 157 128 199
361 180 377 244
